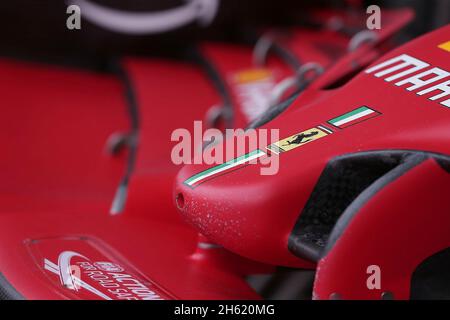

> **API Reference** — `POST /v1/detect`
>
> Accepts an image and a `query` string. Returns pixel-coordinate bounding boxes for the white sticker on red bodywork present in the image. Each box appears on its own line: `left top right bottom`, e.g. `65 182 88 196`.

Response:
365 53 450 108
232 68 276 121
27 236 175 300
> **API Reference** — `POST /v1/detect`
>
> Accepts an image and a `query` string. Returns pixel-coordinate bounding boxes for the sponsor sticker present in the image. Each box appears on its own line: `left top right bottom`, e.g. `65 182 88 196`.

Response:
184 149 266 188
27 236 175 300
266 126 332 154
328 106 381 129
233 68 276 122
438 41 450 53
234 68 273 84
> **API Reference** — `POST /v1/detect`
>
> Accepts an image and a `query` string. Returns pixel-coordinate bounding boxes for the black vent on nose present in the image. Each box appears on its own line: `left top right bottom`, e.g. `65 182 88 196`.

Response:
411 247 450 300
288 151 416 262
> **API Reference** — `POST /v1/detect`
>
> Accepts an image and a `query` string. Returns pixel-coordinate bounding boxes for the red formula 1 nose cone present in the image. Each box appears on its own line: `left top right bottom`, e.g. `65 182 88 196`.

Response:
175 25 450 276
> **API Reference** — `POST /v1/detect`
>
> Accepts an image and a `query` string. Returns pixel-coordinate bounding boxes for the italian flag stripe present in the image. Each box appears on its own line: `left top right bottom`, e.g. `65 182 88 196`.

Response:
328 106 379 128
184 149 266 187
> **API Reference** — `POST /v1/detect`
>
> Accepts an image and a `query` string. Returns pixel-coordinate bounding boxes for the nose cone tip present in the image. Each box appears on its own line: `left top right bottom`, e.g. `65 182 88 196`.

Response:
173 166 192 212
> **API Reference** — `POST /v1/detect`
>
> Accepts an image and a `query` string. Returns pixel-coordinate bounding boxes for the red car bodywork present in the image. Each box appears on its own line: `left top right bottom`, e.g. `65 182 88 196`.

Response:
2 10 448 300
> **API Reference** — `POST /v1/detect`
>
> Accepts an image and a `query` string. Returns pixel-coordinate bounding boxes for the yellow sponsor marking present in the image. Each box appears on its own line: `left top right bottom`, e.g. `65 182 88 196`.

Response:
266 127 330 154
438 41 450 52
234 68 273 84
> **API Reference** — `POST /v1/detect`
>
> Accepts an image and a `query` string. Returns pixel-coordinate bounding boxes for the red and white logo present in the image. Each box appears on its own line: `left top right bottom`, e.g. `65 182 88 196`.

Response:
29 237 175 300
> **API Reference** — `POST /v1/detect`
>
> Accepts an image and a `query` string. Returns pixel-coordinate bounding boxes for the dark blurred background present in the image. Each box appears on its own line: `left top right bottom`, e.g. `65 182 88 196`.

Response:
0 0 448 69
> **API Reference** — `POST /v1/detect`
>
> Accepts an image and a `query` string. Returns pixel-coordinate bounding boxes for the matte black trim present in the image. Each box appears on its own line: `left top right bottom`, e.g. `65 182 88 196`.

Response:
288 150 450 262
191 42 303 130
188 48 235 128
289 151 412 261
245 44 305 130
410 247 450 300
322 152 427 257
270 42 302 71
436 157 450 173
0 273 24 300
109 60 140 214
239 35 304 130
246 92 300 129
241 29 303 72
